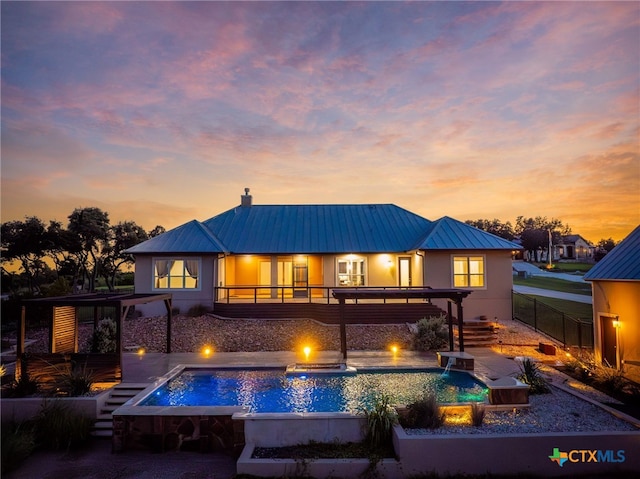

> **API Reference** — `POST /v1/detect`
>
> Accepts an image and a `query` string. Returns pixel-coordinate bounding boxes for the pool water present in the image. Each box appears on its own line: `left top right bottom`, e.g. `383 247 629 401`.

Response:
139 368 488 413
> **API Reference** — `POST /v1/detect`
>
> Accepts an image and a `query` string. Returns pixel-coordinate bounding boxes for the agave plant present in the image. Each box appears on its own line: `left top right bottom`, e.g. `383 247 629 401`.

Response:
516 358 550 394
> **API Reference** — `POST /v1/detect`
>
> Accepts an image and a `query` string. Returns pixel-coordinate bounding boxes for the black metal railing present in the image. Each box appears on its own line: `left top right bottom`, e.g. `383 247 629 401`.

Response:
214 286 432 305
512 291 593 349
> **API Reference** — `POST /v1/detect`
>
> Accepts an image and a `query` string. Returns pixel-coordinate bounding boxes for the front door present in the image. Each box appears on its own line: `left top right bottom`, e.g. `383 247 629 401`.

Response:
293 258 308 298
600 315 618 368
399 257 411 287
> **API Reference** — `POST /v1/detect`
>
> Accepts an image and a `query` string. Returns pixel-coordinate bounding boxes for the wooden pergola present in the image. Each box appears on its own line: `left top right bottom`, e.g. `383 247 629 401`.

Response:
331 288 472 359
17 293 172 385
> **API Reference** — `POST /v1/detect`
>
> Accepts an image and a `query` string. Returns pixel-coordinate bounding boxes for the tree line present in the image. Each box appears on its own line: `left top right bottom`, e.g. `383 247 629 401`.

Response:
1 207 164 296
464 216 618 262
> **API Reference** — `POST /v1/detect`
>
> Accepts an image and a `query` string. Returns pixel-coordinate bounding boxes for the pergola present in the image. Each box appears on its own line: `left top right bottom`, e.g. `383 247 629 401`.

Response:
331 287 472 359
17 293 172 384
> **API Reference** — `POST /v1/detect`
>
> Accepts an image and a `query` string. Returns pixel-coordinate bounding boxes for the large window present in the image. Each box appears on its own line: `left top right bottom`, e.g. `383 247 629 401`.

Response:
453 256 485 288
153 258 201 290
337 257 366 286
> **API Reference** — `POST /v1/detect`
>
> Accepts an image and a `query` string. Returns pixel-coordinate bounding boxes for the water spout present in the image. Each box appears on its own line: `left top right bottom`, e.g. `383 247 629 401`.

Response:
441 357 456 377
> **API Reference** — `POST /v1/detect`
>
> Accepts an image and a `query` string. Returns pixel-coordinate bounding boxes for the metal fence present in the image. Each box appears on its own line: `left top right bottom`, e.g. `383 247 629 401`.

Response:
512 291 593 349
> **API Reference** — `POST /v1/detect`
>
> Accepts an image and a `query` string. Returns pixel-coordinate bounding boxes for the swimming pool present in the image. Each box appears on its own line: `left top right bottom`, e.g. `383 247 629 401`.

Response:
138 367 488 413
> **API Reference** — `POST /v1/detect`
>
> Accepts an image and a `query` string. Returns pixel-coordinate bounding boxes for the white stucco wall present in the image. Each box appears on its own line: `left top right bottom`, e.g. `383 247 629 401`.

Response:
423 250 515 322
591 280 640 383
133 254 218 317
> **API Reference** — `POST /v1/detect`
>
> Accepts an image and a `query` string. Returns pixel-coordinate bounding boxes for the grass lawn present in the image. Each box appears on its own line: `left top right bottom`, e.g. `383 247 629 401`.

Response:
532 262 593 273
524 295 593 321
512 276 592 295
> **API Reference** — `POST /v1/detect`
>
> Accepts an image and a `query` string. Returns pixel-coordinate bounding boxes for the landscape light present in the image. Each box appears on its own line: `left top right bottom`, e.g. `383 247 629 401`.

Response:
303 346 311 361
202 346 213 358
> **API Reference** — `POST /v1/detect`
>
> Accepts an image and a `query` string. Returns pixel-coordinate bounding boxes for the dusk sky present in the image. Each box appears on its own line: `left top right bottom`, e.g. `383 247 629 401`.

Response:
2 1 639 243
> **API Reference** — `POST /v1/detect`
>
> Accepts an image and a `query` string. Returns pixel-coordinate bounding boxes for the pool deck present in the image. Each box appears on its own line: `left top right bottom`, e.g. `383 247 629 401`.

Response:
122 347 522 384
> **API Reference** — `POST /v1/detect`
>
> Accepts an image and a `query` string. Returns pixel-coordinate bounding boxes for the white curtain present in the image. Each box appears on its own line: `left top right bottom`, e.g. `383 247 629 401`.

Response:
185 260 199 287
155 260 174 288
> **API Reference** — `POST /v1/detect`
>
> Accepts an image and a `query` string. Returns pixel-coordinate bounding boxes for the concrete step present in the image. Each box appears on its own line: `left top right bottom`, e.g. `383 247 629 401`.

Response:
91 382 150 438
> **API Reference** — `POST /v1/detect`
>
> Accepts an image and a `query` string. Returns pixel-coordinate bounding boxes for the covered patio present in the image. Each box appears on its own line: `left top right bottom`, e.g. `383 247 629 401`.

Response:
332 287 472 359
16 293 172 389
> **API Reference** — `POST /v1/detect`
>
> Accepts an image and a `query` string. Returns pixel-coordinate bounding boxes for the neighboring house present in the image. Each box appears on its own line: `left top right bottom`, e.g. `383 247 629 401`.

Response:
584 225 640 383
556 234 595 261
126 191 521 323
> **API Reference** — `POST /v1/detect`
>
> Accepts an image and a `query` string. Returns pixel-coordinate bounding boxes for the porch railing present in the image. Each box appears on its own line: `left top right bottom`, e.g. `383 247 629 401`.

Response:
214 286 433 304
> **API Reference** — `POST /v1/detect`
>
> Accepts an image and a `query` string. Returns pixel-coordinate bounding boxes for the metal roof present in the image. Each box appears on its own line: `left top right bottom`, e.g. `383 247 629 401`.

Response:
415 216 522 250
584 225 640 281
127 204 522 255
202 204 432 253
125 220 227 254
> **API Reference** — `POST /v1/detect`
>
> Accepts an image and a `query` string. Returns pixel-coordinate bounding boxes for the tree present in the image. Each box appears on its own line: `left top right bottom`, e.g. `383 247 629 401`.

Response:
465 219 515 240
148 225 166 238
1 217 49 294
515 216 571 263
100 221 149 291
67 207 111 292
597 238 617 253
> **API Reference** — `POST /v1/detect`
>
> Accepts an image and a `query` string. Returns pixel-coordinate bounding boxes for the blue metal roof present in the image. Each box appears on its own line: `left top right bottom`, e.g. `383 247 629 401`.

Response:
125 220 227 254
584 225 640 281
127 204 523 255
415 216 522 250
202 204 432 254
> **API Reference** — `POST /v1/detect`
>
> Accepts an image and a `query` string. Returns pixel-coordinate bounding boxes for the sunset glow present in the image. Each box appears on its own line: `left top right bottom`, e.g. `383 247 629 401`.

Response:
1 1 638 242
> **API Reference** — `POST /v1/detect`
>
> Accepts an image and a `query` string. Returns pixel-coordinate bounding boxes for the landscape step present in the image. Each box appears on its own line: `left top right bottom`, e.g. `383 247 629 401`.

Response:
91 382 150 438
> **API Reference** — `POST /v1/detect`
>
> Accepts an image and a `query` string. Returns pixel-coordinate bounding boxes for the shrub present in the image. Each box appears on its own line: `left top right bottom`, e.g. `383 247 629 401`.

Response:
516 358 550 394
361 393 397 450
412 315 449 351
592 363 626 392
403 392 445 429
1 422 36 474
59 361 95 396
35 401 93 451
89 317 117 353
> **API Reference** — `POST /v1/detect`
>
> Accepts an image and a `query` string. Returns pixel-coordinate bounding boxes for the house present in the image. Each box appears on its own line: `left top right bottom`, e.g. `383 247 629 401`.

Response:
126 190 521 324
584 225 640 383
556 234 595 261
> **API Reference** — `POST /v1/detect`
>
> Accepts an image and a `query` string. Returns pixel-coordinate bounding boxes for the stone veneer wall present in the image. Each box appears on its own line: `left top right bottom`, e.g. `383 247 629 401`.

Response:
112 414 244 455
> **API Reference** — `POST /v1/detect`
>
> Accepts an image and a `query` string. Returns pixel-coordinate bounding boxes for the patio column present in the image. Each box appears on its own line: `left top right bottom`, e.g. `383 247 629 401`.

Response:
165 298 173 354
456 298 465 352
338 298 347 360
447 301 454 351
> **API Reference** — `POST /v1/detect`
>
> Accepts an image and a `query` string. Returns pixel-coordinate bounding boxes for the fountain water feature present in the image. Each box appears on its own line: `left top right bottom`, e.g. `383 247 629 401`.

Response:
441 356 456 377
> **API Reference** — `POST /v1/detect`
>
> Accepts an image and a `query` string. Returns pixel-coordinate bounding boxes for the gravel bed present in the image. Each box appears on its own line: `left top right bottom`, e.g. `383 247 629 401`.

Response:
121 315 415 353
405 387 637 435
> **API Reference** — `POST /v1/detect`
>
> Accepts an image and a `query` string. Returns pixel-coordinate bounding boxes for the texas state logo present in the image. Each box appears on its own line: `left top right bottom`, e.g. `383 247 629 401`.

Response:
549 447 625 467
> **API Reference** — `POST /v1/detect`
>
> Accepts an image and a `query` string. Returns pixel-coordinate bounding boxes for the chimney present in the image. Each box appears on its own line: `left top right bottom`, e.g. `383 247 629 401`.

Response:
241 187 252 207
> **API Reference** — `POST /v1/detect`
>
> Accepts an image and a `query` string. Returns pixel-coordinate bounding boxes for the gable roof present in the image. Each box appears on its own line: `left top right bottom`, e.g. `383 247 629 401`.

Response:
125 220 227 254
202 204 431 254
584 225 640 281
415 216 522 250
126 204 521 255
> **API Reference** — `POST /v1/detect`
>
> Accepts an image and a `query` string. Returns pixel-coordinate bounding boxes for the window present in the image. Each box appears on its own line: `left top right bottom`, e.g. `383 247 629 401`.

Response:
153 258 201 290
453 256 485 288
337 257 366 286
